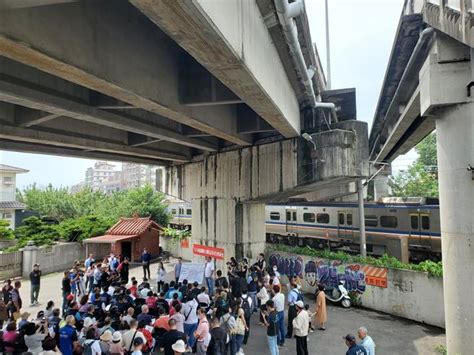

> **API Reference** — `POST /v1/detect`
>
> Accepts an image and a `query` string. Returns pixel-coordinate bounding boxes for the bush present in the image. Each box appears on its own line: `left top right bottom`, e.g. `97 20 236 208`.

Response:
267 243 443 277
0 220 14 240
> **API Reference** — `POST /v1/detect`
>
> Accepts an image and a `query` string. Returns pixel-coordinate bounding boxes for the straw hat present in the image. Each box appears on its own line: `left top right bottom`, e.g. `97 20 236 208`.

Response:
100 330 113 342
172 339 187 353
112 331 122 343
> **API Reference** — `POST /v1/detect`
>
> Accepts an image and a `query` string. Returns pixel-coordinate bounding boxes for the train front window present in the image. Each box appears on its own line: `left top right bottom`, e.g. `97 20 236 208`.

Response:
338 213 345 225
365 215 378 227
270 212 280 221
303 213 315 223
317 213 330 224
347 214 353 225
422 216 430 230
380 216 398 228
411 216 419 229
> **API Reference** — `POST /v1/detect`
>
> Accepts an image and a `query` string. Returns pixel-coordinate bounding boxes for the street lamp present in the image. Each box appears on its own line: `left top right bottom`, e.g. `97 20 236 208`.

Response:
302 133 325 162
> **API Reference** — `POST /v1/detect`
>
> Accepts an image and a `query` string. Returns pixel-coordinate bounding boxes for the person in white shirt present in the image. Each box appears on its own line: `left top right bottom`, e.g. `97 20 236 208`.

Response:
257 281 270 325
204 257 215 297
83 328 102 355
271 285 286 347
196 287 211 308
156 262 167 293
182 296 199 350
292 301 309 355
358 326 376 355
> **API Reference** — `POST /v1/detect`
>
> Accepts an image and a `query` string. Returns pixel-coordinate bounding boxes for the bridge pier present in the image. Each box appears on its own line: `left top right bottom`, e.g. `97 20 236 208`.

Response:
435 101 474 353
420 34 473 353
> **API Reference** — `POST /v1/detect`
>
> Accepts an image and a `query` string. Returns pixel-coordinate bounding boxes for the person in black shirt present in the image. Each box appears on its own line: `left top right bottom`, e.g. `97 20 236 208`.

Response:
29 264 42 306
214 270 228 291
61 271 71 316
160 318 186 355
263 300 280 355
141 249 152 281
207 317 226 355
344 334 367 355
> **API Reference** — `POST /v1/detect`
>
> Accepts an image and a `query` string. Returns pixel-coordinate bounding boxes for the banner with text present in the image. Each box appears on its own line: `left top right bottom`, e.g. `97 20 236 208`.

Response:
193 244 225 260
178 262 205 284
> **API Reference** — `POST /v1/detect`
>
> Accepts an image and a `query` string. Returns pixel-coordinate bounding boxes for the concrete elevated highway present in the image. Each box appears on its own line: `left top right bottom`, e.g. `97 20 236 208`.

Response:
368 0 473 352
0 1 368 261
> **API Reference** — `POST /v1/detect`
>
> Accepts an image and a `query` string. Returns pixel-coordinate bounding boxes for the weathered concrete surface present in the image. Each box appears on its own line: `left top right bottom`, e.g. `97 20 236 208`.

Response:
130 0 306 137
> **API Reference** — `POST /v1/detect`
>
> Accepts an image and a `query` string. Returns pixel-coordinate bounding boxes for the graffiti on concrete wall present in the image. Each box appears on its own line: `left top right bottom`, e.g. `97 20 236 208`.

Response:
304 259 366 293
268 254 303 278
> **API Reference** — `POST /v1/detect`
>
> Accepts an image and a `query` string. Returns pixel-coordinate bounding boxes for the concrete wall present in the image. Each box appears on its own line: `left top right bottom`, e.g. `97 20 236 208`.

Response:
0 250 22 280
22 243 85 277
267 250 445 328
0 171 16 201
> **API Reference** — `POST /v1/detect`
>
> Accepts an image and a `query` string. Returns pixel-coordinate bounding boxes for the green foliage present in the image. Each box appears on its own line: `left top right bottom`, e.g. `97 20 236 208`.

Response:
267 244 443 277
163 227 191 241
8 185 170 250
434 345 447 355
56 215 112 242
390 133 439 198
0 220 14 240
12 216 59 250
18 184 170 225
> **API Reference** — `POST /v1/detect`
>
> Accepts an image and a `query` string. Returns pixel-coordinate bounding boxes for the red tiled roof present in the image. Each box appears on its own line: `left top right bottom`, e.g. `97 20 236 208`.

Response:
83 234 136 244
107 216 163 236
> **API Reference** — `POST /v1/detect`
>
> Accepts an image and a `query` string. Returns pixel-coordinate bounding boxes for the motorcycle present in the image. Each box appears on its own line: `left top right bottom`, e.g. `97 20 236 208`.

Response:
324 280 351 308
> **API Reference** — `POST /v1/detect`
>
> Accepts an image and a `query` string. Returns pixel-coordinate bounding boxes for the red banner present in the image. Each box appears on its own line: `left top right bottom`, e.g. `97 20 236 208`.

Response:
181 238 190 248
192 244 224 260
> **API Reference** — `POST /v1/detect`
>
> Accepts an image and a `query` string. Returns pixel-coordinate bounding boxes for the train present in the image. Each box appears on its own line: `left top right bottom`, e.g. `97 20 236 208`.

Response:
167 197 441 263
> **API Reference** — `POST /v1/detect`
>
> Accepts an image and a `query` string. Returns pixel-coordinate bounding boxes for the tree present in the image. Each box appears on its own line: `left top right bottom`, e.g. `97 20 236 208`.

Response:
0 220 14 240
390 133 439 197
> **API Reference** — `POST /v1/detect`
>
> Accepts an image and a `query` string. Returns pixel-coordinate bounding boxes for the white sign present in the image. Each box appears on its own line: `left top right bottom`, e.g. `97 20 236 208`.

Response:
178 262 205 284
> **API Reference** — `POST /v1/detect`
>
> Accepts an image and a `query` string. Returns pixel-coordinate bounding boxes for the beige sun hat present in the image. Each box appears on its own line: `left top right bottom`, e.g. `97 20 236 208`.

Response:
100 330 113 342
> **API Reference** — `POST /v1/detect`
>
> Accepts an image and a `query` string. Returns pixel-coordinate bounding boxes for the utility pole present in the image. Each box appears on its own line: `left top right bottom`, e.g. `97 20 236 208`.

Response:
325 0 331 89
357 180 367 258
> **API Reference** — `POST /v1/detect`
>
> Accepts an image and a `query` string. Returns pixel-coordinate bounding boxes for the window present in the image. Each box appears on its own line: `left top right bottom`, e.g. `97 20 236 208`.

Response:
286 211 291 221
270 212 280 221
3 213 12 219
179 208 184 215
317 213 330 224
422 216 430 230
365 215 378 227
186 209 192 216
347 214 353 225
338 213 345 225
292 212 297 221
171 209 177 215
411 216 418 229
380 215 398 228
303 213 315 223
3 176 13 185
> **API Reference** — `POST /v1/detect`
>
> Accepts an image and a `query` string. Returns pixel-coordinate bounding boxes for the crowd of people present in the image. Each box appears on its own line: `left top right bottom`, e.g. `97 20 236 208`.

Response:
0 251 376 355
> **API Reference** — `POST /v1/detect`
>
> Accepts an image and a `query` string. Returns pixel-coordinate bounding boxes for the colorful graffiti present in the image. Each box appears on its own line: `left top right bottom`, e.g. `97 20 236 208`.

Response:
304 260 366 293
268 254 303 278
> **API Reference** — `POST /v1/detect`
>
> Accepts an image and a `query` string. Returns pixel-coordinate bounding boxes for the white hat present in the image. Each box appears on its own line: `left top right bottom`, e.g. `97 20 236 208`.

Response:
172 339 187 353
112 331 122 342
83 317 96 328
295 300 305 308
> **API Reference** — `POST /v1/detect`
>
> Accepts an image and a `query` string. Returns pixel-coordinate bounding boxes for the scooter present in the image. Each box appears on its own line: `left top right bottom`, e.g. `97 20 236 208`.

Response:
324 280 351 308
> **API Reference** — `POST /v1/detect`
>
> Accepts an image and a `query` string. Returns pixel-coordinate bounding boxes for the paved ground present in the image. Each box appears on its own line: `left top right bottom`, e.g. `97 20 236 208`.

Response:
18 259 445 354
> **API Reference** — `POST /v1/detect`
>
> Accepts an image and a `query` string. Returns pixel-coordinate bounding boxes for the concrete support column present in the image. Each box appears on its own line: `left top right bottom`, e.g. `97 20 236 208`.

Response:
22 243 38 278
435 101 474 354
373 173 390 200
189 198 265 270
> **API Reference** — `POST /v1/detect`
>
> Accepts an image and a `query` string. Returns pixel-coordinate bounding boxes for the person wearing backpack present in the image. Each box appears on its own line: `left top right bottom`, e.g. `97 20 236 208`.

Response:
286 283 303 339
83 328 102 355
182 296 199 351
239 293 252 346
263 300 280 355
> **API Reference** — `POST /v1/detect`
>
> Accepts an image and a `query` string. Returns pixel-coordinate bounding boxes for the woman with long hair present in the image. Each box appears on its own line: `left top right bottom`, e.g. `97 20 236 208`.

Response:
156 262 166 293
314 284 327 330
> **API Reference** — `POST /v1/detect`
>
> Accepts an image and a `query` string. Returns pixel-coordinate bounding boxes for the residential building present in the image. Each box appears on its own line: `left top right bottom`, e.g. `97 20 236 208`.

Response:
85 161 117 191
0 164 28 229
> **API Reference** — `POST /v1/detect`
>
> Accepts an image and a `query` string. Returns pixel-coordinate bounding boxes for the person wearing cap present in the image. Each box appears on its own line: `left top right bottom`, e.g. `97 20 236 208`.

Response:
132 336 145 355
30 263 42 306
171 339 187 354
344 334 367 355
109 331 124 354
358 327 375 355
292 300 309 355
99 329 113 353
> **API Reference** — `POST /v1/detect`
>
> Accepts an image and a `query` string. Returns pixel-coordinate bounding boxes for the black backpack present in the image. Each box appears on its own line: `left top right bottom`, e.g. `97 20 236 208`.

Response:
241 295 251 319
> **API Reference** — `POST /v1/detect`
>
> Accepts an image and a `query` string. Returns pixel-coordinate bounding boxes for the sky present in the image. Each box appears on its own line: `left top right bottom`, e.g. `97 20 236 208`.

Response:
0 0 415 189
